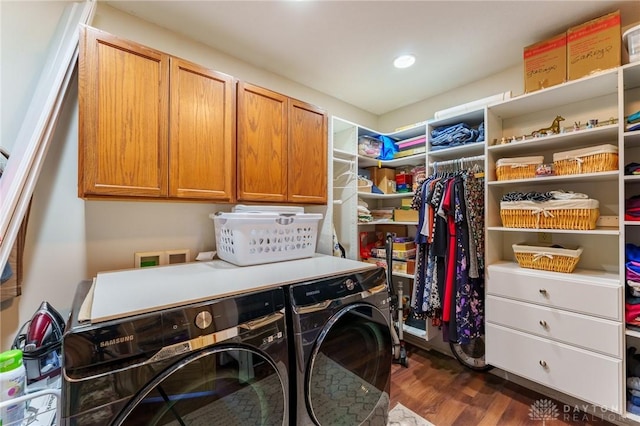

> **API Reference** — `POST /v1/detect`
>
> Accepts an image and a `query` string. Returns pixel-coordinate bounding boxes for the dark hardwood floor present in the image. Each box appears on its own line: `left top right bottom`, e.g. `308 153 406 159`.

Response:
390 344 616 425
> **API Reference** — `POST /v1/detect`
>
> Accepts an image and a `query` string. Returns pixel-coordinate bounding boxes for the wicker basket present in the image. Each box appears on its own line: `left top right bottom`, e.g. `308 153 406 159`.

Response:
512 243 583 273
553 144 618 176
496 156 544 181
500 199 599 230
358 177 373 193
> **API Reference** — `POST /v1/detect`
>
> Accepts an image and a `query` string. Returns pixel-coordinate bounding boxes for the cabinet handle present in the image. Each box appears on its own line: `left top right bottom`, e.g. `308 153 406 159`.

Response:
539 360 547 368
539 289 547 295
539 320 548 328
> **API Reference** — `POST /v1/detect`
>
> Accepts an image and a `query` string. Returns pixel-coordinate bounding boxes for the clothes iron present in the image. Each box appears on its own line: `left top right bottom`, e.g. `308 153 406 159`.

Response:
12 301 65 384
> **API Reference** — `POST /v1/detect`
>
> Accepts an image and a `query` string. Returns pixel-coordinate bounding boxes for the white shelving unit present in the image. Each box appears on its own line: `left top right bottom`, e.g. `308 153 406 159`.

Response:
329 63 640 419
484 63 640 419
427 108 486 172
330 117 426 261
623 62 640 423
330 117 429 340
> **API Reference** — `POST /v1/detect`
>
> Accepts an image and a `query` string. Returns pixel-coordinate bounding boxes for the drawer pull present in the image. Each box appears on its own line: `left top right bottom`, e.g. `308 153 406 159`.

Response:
539 320 548 328
539 360 548 368
539 288 548 295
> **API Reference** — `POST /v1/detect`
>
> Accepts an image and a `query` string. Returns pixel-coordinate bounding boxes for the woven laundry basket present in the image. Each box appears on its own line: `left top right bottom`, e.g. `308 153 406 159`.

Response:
553 144 618 175
496 156 544 180
512 243 583 273
500 198 599 230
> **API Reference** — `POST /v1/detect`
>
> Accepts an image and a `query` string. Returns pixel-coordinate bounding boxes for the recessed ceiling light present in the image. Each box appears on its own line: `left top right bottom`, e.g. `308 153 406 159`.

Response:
393 54 416 69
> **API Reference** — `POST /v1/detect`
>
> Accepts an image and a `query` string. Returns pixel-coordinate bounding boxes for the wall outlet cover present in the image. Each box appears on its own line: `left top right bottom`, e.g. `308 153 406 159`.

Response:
135 251 165 268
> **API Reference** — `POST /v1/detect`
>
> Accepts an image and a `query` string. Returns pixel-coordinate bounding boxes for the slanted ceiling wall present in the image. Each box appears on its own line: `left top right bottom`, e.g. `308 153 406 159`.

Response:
1 1 522 351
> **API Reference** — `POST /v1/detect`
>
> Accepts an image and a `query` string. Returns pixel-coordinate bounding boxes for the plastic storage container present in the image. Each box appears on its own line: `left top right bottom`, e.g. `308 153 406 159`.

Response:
0 350 26 426
624 24 640 63
211 207 322 266
358 135 383 158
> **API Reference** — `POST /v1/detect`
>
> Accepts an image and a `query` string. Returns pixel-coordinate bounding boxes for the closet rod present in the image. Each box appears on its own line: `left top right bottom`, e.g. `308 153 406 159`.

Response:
429 154 485 168
334 157 355 165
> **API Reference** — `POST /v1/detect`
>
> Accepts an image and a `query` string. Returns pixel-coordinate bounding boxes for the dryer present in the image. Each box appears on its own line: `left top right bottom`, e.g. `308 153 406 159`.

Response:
288 267 392 425
61 280 289 426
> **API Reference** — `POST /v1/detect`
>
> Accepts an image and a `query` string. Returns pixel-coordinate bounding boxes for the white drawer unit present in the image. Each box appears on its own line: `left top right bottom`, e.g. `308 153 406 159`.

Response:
486 323 623 413
486 295 622 358
487 263 622 321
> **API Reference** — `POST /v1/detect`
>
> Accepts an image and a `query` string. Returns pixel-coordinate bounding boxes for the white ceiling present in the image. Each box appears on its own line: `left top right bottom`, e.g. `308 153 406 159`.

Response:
105 0 638 116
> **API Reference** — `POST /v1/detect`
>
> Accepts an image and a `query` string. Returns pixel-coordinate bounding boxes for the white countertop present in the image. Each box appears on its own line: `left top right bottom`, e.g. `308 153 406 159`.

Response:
87 254 376 323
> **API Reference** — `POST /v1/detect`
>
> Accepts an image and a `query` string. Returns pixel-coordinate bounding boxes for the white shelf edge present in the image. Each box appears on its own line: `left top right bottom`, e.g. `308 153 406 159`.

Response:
357 154 425 168
625 411 640 423
403 323 427 339
488 69 618 118
427 142 485 159
357 192 415 199
358 221 418 226
486 226 620 235
488 170 619 186
486 124 618 152
333 157 355 165
393 271 415 279
487 260 620 284
333 148 356 159
626 329 640 339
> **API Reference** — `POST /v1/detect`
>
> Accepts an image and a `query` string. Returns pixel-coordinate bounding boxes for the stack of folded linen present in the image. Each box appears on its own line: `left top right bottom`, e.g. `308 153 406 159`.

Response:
357 198 372 223
628 110 640 132
626 195 640 221
430 122 484 151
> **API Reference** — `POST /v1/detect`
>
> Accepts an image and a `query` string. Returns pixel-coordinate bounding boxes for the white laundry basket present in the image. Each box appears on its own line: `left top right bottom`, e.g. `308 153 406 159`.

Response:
210 207 322 266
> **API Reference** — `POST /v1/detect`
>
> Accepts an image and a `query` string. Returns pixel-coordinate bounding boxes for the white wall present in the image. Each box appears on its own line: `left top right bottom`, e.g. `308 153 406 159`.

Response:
378 65 523 132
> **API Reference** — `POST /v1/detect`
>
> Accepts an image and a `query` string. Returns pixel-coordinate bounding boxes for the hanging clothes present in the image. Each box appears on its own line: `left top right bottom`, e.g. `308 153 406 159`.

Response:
411 164 485 344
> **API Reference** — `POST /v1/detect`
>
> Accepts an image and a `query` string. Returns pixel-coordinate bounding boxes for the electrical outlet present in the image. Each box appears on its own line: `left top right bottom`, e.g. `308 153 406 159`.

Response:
134 251 166 268
537 232 552 244
166 249 191 265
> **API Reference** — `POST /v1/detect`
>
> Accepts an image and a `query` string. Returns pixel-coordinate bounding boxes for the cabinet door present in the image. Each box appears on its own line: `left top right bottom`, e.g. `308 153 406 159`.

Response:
169 58 235 201
288 100 327 204
79 26 169 198
237 83 288 202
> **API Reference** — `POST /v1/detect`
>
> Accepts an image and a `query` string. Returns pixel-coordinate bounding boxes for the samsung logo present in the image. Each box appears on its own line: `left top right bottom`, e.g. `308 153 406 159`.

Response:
306 290 320 296
99 335 134 348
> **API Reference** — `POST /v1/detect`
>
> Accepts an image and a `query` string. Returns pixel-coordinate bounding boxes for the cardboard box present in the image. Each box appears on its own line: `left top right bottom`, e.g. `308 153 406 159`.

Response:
392 260 409 274
393 241 415 251
376 224 408 238
567 10 621 81
370 247 416 260
406 259 416 275
367 167 396 194
394 208 419 223
524 32 567 93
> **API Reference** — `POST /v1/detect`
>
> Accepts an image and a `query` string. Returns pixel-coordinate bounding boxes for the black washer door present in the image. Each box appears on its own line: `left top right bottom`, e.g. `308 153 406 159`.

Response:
307 303 392 425
114 346 285 426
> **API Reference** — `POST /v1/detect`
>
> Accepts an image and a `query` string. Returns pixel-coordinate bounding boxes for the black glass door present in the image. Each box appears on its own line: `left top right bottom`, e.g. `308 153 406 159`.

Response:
307 304 392 425
114 346 285 426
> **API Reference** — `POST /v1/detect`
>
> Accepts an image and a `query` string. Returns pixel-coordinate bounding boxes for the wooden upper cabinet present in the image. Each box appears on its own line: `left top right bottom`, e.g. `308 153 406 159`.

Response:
79 26 170 198
288 100 328 204
169 58 235 201
237 82 288 202
237 82 328 204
